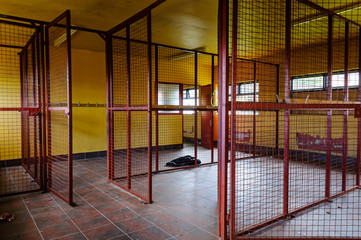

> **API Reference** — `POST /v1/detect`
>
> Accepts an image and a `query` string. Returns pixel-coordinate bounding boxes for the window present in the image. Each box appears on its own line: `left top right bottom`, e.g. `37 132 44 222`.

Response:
229 82 259 115
158 83 180 113
329 72 359 88
183 88 199 114
291 70 359 91
292 75 324 91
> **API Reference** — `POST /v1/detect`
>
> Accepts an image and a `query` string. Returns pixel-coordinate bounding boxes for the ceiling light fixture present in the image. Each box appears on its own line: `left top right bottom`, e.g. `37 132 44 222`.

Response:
293 3 361 27
54 29 77 47
168 47 206 61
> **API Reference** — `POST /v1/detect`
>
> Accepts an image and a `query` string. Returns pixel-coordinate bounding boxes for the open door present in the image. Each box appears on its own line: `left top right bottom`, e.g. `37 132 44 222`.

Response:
45 10 73 204
20 30 44 188
200 85 213 149
106 1 165 203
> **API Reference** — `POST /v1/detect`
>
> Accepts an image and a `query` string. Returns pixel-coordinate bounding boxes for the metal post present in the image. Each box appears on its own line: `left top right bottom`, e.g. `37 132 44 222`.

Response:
180 84 184 148
194 52 198 166
32 35 38 179
357 29 361 186
40 25 47 192
147 13 153 203
218 0 230 238
211 55 215 163
25 49 30 171
342 22 349 192
35 30 42 187
229 0 238 237
155 44 159 173
284 0 292 216
276 65 280 158
253 62 257 157
45 23 52 190
20 51 25 169
106 32 114 181
326 15 333 198
66 10 73 205
126 26 132 190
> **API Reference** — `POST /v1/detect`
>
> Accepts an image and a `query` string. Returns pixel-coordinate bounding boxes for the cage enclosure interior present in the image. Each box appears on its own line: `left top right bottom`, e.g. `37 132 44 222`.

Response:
218 0 361 239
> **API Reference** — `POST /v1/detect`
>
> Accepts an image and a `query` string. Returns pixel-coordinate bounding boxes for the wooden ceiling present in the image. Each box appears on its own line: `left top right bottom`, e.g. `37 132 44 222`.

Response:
0 0 218 53
0 0 360 55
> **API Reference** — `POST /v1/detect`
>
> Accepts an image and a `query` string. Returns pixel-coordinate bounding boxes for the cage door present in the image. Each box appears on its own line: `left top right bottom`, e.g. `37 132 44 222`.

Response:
45 10 73 205
20 30 43 188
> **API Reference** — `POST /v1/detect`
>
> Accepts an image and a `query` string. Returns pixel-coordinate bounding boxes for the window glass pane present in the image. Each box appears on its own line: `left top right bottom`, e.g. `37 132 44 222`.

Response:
292 76 323 90
158 84 179 106
236 110 257 115
329 72 359 88
188 89 195 98
183 98 199 106
183 90 188 99
239 82 259 94
332 74 344 88
349 72 359 87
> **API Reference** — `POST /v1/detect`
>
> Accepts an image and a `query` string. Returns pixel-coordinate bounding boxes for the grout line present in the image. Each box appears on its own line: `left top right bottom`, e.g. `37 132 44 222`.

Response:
71 191 134 239
51 231 86 240
20 195 45 240
48 194 90 240
75 160 220 238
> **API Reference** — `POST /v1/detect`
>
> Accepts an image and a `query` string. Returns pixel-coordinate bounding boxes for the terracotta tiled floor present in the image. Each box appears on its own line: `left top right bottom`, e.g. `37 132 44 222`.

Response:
2 155 360 239
0 158 220 240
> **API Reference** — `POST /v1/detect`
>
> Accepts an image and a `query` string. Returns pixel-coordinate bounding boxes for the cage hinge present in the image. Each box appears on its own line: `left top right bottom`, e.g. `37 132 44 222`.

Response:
226 212 231 225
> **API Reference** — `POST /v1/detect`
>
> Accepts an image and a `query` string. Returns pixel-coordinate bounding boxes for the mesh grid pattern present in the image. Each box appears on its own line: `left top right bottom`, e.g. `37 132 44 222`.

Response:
153 46 217 172
46 13 72 203
224 0 361 238
109 15 151 202
0 21 42 197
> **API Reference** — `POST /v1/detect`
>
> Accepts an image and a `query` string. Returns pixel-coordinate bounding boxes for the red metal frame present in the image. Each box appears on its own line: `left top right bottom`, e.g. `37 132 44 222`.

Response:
0 18 45 198
326 14 333 198
283 0 291 216
229 0 238 237
219 0 361 239
45 10 73 205
218 0 229 238
358 29 361 186
106 1 163 203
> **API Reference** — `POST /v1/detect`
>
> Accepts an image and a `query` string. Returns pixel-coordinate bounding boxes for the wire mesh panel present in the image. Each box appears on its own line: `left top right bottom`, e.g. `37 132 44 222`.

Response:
20 31 43 188
153 46 217 172
106 6 154 202
46 11 73 204
219 0 361 239
0 20 43 197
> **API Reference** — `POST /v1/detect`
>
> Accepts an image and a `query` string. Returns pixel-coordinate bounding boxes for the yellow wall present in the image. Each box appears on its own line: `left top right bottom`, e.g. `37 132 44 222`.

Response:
72 49 107 154
0 48 22 161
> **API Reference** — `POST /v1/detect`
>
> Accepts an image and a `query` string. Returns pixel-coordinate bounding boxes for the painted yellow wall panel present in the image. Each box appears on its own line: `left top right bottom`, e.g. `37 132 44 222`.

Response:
71 49 107 154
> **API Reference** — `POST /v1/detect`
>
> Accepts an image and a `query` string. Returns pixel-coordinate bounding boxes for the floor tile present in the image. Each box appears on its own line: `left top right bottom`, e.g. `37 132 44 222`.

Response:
39 220 79 240
82 223 125 240
54 232 87 240
0 220 38 239
157 219 197 236
175 228 219 240
128 226 172 240
33 209 70 229
3 230 43 240
115 216 153 234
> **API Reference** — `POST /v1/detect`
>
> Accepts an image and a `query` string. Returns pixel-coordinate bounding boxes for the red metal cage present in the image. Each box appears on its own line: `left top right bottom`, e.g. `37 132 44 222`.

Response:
219 0 361 239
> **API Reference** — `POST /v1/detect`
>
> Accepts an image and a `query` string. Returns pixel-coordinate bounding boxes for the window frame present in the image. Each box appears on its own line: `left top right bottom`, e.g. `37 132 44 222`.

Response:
229 81 259 115
157 82 183 115
183 87 199 115
291 69 360 92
